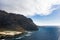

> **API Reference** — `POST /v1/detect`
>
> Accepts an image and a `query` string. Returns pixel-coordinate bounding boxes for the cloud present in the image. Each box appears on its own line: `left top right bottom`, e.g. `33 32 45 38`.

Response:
34 21 60 26
0 0 60 16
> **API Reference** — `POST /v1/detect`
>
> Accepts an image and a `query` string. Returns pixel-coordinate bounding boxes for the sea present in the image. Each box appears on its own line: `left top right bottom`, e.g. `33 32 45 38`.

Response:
1 26 60 40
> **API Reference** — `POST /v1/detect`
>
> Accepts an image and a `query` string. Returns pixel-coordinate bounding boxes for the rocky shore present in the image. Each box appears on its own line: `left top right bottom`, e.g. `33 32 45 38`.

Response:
0 10 38 39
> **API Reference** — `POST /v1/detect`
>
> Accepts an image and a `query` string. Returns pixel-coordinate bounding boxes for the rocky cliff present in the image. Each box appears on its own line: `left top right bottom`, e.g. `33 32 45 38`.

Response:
0 10 38 31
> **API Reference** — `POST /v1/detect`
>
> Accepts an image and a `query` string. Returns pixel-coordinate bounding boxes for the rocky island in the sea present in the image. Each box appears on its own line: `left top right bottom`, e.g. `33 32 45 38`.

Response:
0 10 38 39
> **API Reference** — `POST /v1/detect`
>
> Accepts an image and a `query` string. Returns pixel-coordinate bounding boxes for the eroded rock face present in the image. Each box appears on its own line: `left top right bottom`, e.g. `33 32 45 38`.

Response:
0 10 38 31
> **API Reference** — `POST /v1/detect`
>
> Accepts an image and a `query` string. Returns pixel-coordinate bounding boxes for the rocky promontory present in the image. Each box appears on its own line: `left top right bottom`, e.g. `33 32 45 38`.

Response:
0 10 38 31
0 10 38 38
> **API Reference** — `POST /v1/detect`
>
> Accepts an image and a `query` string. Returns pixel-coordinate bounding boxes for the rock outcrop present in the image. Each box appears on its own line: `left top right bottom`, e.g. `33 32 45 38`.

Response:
0 10 38 31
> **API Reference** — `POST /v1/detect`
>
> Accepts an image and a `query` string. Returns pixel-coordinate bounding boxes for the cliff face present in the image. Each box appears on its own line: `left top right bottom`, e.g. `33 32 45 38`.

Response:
0 10 38 31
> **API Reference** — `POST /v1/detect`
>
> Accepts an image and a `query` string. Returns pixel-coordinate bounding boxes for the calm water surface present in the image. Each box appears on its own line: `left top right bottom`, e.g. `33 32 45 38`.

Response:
21 27 59 40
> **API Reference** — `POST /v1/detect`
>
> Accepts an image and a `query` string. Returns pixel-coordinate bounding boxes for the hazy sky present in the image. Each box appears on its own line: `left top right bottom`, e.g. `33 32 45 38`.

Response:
0 0 60 26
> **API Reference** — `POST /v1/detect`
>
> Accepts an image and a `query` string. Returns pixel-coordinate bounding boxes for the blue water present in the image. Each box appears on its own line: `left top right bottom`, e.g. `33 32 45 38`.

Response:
1 26 59 40
20 26 59 40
